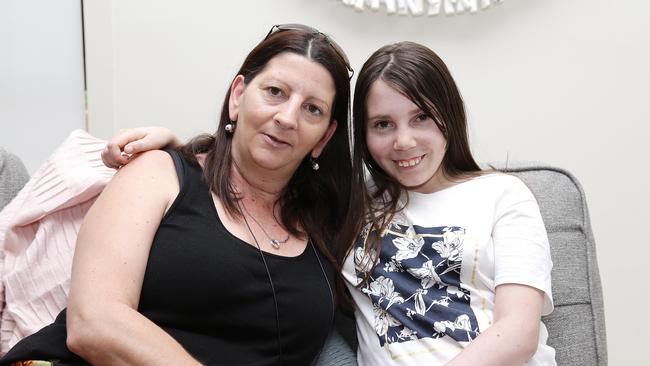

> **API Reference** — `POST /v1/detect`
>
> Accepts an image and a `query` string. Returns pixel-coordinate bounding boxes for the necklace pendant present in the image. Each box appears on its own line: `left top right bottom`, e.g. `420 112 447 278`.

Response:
270 239 281 249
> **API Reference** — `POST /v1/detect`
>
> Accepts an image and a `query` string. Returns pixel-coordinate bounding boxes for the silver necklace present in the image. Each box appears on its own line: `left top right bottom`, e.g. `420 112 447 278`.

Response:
240 201 289 249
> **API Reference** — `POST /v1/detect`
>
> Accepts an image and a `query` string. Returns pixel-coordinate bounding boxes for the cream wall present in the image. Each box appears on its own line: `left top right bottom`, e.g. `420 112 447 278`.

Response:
0 0 85 173
85 0 649 363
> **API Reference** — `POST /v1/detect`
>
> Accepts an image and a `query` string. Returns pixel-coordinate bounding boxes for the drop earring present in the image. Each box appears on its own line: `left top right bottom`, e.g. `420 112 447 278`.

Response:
225 121 236 133
310 156 319 171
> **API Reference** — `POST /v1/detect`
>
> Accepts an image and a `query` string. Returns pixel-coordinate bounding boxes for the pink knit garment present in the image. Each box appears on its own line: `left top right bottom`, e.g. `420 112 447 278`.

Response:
0 130 115 354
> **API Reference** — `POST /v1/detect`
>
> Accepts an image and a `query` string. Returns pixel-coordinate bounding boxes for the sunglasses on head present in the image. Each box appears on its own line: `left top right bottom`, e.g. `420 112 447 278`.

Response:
265 23 354 80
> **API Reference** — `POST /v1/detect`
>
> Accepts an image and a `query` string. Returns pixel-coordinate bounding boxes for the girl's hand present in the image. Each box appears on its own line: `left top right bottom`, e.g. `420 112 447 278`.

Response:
102 127 181 169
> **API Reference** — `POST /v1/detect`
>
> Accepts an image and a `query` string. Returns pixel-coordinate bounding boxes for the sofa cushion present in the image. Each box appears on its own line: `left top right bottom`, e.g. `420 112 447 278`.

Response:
0 148 30 211
489 162 607 366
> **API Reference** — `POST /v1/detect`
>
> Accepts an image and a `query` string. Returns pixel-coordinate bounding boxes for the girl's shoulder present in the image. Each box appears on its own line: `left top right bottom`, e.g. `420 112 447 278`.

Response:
463 173 538 211
408 172 533 205
459 172 530 192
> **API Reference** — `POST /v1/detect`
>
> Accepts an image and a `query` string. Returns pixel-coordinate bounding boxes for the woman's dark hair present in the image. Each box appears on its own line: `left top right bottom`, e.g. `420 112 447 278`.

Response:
179 28 353 268
337 41 482 293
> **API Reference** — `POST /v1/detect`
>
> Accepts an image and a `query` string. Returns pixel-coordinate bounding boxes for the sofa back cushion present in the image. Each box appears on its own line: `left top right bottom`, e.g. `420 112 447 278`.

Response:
496 162 607 366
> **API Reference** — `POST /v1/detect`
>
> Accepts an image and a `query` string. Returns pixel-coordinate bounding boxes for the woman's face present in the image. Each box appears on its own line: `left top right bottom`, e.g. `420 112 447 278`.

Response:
365 80 448 194
228 52 337 177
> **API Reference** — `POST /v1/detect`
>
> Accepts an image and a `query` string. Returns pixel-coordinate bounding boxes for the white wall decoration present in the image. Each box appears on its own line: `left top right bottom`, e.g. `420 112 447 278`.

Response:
338 0 504 16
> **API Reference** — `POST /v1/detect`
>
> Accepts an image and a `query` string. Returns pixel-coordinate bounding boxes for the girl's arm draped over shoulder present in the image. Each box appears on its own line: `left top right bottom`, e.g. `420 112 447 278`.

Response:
66 150 201 365
102 127 182 169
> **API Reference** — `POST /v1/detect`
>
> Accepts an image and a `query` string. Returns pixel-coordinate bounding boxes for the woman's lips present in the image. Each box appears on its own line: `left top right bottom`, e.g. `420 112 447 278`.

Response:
263 133 291 148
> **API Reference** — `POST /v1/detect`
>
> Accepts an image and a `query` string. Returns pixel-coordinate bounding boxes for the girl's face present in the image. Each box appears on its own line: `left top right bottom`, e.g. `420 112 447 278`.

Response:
365 80 449 194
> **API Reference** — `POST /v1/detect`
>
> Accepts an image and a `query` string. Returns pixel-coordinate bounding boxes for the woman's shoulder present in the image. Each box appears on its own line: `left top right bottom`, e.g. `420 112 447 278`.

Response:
93 150 181 223
123 150 176 173
110 150 180 195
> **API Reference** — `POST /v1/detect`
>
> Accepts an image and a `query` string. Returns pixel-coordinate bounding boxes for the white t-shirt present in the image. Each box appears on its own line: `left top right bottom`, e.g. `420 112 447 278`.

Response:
342 174 556 366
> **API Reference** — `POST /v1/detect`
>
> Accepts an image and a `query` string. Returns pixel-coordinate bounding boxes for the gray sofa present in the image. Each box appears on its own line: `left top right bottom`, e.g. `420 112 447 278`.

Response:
316 162 608 366
1 156 606 365
0 148 29 211
502 162 607 366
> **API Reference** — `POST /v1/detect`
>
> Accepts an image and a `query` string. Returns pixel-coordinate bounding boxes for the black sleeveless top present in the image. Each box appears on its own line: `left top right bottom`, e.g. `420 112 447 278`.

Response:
1 150 336 366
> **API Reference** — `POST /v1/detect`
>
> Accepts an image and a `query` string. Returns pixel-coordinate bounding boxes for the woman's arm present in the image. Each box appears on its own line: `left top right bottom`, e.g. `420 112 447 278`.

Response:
66 150 201 365
102 127 182 169
445 283 544 366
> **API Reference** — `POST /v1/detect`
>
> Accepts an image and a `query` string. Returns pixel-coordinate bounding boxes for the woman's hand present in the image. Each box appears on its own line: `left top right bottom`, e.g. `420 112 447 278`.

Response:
102 127 182 169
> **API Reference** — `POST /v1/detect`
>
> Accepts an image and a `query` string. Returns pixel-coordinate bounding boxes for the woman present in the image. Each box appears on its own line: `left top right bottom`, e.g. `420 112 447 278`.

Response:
101 42 556 365
1 24 355 366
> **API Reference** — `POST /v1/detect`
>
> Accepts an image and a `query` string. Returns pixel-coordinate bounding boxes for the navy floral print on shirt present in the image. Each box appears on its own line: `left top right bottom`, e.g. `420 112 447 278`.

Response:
355 223 480 346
